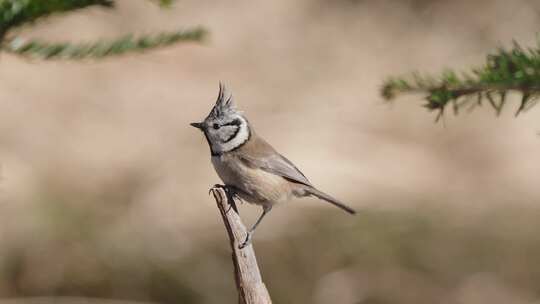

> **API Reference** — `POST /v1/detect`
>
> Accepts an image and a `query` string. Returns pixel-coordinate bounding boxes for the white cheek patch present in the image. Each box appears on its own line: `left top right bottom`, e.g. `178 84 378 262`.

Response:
219 123 249 152
221 126 239 143
210 116 249 154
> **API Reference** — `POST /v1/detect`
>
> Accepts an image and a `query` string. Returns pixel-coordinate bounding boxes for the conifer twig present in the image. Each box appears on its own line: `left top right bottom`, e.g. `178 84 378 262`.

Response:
382 41 540 120
0 0 114 30
3 27 206 59
0 0 207 60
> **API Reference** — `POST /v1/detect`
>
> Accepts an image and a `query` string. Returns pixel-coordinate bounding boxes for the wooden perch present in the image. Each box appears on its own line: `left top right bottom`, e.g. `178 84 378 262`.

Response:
210 186 272 304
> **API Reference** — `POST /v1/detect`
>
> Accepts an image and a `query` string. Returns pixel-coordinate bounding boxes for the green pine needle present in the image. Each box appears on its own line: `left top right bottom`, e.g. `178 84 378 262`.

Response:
153 0 174 7
0 0 113 32
382 41 540 121
0 0 205 60
3 27 207 59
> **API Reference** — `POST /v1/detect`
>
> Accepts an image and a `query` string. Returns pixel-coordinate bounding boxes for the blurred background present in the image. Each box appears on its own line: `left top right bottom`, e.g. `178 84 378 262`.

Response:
1 0 540 303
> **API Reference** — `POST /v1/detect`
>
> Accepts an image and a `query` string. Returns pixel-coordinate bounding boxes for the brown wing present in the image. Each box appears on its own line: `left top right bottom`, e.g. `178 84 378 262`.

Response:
236 134 313 187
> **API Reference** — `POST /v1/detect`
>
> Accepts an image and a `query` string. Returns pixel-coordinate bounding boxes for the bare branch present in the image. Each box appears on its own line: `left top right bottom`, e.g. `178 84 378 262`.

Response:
210 186 272 304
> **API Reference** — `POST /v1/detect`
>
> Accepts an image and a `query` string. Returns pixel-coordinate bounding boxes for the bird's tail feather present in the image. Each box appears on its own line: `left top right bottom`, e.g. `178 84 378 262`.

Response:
304 187 356 214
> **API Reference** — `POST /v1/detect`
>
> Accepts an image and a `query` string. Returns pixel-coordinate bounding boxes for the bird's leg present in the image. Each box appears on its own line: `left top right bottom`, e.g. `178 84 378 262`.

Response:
239 205 272 249
229 187 245 205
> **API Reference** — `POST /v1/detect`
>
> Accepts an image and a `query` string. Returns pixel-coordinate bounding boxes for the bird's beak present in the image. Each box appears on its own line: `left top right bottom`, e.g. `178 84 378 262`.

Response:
190 122 205 130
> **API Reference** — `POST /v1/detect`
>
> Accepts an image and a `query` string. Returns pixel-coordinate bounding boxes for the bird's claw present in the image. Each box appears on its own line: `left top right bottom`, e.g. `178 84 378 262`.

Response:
209 184 226 195
210 184 243 203
209 184 240 213
238 231 252 249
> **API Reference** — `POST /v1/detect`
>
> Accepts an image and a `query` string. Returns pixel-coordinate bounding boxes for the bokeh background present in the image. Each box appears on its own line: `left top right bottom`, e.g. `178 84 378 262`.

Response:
1 0 540 303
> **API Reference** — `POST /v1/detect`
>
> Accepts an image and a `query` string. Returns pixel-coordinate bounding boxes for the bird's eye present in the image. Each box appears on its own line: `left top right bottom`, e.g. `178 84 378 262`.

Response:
212 123 220 130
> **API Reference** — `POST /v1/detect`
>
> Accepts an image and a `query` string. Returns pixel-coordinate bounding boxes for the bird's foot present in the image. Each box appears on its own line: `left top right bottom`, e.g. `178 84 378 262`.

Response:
209 184 226 195
210 184 242 200
210 184 240 213
238 231 252 249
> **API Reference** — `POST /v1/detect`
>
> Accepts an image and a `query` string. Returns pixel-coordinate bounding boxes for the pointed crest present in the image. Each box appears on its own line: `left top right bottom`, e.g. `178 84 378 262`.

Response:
209 82 236 118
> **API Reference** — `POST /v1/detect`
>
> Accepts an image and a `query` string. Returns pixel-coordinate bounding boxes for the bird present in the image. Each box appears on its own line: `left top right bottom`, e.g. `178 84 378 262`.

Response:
191 83 356 249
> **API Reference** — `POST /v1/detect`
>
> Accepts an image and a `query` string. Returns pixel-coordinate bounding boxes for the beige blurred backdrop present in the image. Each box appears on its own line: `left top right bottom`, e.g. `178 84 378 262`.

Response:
1 0 540 303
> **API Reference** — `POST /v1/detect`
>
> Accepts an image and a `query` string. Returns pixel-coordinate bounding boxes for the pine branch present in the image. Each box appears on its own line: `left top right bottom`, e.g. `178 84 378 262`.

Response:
152 0 174 7
0 0 207 59
381 41 540 121
0 0 113 32
3 27 206 59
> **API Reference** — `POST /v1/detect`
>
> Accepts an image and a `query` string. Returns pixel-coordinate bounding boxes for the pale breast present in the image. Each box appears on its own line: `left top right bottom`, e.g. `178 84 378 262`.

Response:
211 153 293 205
